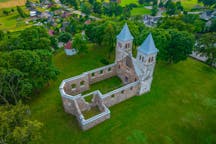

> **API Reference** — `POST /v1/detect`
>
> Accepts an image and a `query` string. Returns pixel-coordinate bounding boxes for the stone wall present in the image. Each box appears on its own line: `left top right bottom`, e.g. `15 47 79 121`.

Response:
80 108 110 131
62 64 117 96
63 73 90 96
116 56 138 84
102 81 140 107
61 95 82 116
88 64 117 84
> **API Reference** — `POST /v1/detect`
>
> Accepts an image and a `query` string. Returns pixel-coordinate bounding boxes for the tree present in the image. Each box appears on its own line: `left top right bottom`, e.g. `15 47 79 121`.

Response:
3 10 10 15
209 19 216 32
93 2 102 14
81 1 92 16
16 6 26 18
138 0 145 5
166 29 195 63
151 5 158 16
158 17 195 33
196 33 216 67
58 32 72 43
0 26 53 51
73 33 87 54
0 30 4 40
166 1 177 15
0 102 43 144
122 5 131 20
25 0 31 8
0 68 32 104
198 0 216 7
0 50 59 103
102 23 116 58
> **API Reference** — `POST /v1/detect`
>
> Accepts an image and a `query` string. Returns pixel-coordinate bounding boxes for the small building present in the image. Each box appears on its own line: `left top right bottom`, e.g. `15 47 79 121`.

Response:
30 10 37 17
64 41 77 56
143 15 161 27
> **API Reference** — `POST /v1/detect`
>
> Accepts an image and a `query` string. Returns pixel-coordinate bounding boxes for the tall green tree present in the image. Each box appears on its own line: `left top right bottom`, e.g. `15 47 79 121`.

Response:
81 1 92 16
166 29 195 63
198 0 216 7
93 1 102 14
0 102 43 144
196 33 216 67
0 68 32 104
73 33 87 54
209 19 216 32
0 30 4 40
103 23 116 58
0 50 59 104
58 32 72 43
16 6 26 18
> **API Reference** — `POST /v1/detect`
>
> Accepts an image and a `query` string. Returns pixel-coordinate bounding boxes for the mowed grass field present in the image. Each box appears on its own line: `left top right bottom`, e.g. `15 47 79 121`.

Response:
97 0 138 6
0 7 31 31
180 0 201 10
0 0 27 8
131 7 151 16
30 44 216 144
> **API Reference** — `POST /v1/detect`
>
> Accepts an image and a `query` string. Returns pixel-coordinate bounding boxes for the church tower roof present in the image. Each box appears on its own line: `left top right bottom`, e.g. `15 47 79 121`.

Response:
117 23 134 42
138 33 159 55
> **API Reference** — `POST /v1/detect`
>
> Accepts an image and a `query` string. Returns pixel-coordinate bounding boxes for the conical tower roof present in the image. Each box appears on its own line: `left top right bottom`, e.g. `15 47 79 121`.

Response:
138 33 159 55
117 23 134 42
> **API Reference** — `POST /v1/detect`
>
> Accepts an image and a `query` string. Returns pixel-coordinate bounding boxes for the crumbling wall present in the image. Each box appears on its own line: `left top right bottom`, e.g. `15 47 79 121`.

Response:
116 56 138 84
102 81 139 107
88 64 117 84
63 73 90 96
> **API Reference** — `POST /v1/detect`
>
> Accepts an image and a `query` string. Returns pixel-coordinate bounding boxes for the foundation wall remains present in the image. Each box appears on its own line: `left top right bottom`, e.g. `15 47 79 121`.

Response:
102 81 140 107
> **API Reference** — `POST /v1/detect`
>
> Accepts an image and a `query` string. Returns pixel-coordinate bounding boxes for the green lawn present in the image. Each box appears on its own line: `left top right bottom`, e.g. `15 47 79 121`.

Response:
180 0 201 10
131 7 151 16
97 0 138 6
30 45 216 144
83 76 123 95
82 106 101 119
0 0 9 2
0 7 31 31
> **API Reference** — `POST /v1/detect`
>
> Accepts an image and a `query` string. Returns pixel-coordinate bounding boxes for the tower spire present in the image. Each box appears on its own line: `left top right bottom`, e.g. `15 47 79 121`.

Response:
138 33 158 55
117 23 134 42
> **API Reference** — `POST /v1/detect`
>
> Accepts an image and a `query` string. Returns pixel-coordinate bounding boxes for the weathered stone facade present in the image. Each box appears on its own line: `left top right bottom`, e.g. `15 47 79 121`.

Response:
59 24 159 130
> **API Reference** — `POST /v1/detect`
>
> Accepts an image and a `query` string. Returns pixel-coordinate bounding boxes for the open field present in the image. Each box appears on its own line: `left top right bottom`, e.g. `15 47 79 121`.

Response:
180 0 201 10
97 0 138 6
0 0 27 8
30 44 216 144
131 7 151 16
0 6 31 31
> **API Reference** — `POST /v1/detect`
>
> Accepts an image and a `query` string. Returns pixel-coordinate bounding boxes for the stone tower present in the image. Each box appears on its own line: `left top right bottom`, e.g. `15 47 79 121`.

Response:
115 23 134 62
136 33 159 95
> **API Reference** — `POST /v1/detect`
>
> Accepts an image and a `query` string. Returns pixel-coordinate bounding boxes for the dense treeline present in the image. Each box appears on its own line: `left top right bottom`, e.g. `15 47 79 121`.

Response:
60 0 135 19
0 26 59 104
0 26 58 143
85 20 195 64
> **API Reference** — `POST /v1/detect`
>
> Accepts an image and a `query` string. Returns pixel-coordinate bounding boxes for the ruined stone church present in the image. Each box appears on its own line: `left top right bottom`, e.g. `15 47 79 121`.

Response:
59 23 159 130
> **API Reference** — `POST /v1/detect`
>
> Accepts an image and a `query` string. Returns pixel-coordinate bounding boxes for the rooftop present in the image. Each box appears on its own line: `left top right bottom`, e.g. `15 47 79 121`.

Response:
117 23 134 42
138 33 159 55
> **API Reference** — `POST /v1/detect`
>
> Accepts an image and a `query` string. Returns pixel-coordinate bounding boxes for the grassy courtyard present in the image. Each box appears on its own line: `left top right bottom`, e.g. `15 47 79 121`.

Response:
30 45 216 144
83 76 123 95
